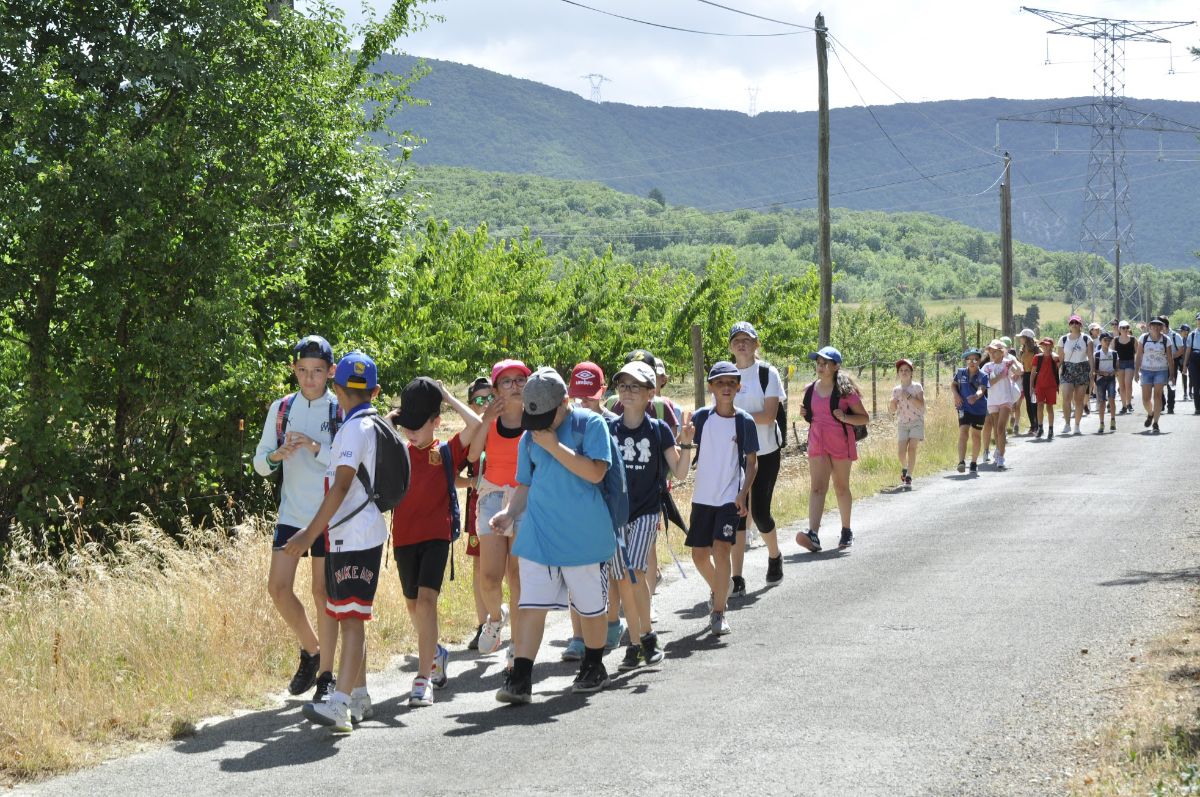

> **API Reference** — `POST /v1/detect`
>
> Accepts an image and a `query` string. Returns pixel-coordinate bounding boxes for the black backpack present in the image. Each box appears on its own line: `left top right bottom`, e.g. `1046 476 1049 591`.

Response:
802 378 868 442
329 409 411 529
759 363 788 449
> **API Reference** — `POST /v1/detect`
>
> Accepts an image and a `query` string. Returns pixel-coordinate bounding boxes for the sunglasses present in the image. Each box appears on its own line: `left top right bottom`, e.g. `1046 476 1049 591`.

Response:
469 394 495 406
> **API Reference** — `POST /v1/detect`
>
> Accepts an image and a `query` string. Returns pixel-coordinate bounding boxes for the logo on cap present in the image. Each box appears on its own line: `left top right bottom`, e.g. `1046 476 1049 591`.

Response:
575 370 597 386
354 362 365 376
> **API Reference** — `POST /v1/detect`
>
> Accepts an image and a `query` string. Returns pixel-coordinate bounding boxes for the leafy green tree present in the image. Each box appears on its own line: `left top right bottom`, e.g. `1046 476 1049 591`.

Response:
648 187 666 207
0 0 425 549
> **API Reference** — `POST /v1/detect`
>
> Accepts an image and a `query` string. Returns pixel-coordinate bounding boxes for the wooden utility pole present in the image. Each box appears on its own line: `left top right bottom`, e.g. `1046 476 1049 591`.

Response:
1114 241 1122 324
690 324 706 410
999 153 1014 336
816 12 832 347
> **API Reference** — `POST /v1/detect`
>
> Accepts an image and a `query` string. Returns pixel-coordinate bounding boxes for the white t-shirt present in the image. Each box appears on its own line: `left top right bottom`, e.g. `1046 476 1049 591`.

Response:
1060 333 1092 364
735 362 786 456
982 356 1021 407
692 413 743 506
325 410 389 552
1141 334 1171 372
252 390 337 528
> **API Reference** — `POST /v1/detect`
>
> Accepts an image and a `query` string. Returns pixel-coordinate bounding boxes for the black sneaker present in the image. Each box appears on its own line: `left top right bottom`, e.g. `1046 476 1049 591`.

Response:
311 670 335 703
765 555 783 585
572 662 609 694
640 632 664 666
618 645 642 672
1153 422 1161 433
798 529 822 552
288 649 320 696
1035 426 1043 439
467 624 482 652
969 461 978 473
1047 427 1054 440
729 575 747 598
838 528 854 550
496 670 532 704
1145 416 1153 428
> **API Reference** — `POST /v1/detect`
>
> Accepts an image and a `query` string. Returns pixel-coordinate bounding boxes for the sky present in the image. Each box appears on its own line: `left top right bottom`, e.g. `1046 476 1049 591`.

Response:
304 0 1200 113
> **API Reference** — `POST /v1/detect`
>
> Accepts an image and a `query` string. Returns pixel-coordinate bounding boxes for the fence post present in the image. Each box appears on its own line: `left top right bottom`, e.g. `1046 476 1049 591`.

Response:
870 361 877 414
976 321 982 348
919 356 925 388
935 355 940 396
690 324 705 411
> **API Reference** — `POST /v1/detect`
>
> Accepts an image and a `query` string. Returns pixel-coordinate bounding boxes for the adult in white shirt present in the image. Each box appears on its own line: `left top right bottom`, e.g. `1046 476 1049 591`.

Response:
1057 315 1094 435
981 340 1023 470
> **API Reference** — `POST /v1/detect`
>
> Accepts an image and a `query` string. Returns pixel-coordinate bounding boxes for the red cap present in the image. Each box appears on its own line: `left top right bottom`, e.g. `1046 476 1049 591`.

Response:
490 359 531 384
568 361 606 399
895 358 914 371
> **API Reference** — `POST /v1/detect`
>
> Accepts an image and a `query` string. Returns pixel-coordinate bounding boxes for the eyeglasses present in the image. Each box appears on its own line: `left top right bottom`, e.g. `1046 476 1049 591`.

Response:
616 382 646 393
469 394 495 406
497 376 527 389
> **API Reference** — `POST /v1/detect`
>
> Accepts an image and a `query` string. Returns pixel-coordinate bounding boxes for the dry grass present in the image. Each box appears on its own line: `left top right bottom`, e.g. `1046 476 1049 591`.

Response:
1069 595 1200 796
0 389 965 784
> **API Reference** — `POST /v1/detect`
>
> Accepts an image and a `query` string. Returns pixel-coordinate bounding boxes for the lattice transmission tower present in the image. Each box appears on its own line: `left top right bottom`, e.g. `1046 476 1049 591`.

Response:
747 86 759 117
580 73 611 103
999 8 1197 323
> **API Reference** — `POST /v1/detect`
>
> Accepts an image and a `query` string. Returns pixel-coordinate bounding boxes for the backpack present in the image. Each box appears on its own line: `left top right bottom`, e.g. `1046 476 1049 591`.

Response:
607 415 673 506
802 379 868 442
1094 349 1117 374
1034 353 1059 387
568 412 630 533
329 409 411 530
691 406 755 471
759 363 788 449
438 441 461 542
1060 333 1092 358
273 391 342 477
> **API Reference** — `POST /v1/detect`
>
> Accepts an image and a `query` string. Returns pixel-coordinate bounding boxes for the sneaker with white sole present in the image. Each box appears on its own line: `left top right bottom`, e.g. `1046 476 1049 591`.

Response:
641 632 665 666
288 648 321 696
505 645 515 672
1063 422 1072 434
618 645 642 672
605 620 626 650
349 691 373 723
710 612 731 636
310 671 335 703
797 528 822 552
430 643 449 689
572 661 609 693
478 616 504 654
561 637 585 661
496 670 532 704
409 676 434 707
303 696 352 733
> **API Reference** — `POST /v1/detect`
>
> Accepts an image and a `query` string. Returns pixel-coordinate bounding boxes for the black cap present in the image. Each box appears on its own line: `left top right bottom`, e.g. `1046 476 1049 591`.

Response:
468 376 492 396
625 349 656 369
395 377 443 431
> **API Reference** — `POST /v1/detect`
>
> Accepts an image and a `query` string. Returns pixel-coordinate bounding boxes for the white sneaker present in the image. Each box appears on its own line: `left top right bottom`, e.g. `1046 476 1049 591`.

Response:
349 691 373 723
1073 423 1081 435
500 603 510 627
303 696 352 733
430 644 449 689
409 676 434 707
505 645 515 672
1062 423 1071 434
478 616 504 653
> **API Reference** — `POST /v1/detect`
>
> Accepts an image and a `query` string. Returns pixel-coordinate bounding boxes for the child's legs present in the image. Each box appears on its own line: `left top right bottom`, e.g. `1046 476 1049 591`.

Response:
606 577 621 622
404 587 440 678
905 438 920 472
647 542 660 596
513 608 548 661
994 407 1009 454
478 535 509 621
690 545 717 595
957 423 968 460
830 458 853 528
564 564 611 650
505 547 521 648
981 413 994 449
731 528 746 579
336 618 366 693
1119 369 1133 405
615 574 651 641
808 454 833 530
267 549 319 653
310 556 338 674
570 608 583 638
970 426 982 460
471 553 486 626
711 540 733 613
896 437 907 469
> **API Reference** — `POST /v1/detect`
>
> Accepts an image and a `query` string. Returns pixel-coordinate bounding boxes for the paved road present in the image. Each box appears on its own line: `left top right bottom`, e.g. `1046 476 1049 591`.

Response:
22 413 1200 796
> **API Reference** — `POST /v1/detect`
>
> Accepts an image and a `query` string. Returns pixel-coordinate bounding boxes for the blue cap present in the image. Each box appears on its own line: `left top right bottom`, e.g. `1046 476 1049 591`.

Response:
808 346 843 365
962 348 982 360
293 335 334 364
334 351 377 390
729 321 759 341
706 361 741 382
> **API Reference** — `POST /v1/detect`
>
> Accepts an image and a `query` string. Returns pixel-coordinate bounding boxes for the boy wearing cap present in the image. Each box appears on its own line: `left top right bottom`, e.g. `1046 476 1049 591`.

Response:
284 352 388 734
253 335 341 701
1094 333 1118 432
386 377 482 707
609 360 694 670
605 349 680 436
951 349 988 472
688 361 758 637
490 367 617 703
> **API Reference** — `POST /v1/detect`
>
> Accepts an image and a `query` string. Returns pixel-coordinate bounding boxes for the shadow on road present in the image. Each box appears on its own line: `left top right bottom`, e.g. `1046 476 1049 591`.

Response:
1099 567 1200 586
783 550 849 565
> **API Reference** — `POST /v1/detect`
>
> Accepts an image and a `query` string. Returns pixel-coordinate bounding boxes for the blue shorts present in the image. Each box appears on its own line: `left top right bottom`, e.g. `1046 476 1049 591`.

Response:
1118 359 1135 371
686 502 740 548
273 523 326 558
1095 376 1116 401
1141 369 1169 387
475 489 523 537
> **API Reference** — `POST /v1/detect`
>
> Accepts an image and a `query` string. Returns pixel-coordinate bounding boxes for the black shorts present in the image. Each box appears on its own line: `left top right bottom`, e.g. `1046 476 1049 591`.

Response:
325 543 383 621
686 502 740 548
272 523 326 558
393 540 450 600
958 413 986 430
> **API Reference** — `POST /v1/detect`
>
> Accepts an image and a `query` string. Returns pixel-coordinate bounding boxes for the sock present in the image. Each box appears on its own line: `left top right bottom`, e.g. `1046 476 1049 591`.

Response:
607 619 620 629
331 690 351 705
732 574 745 586
583 646 604 667
350 686 369 699
901 468 908 477
841 527 852 534
513 657 534 682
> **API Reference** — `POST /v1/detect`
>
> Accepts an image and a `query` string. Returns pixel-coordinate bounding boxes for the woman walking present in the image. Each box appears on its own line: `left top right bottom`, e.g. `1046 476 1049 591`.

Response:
797 346 870 553
1057 315 1094 435
981 340 1022 471
1018 329 1039 435
1114 320 1137 414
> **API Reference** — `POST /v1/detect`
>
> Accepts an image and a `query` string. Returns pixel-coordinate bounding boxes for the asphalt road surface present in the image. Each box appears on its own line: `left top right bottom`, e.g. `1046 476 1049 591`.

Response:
22 412 1200 796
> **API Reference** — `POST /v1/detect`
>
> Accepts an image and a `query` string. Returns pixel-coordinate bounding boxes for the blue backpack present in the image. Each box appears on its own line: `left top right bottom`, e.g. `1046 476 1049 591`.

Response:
691 406 755 471
568 411 629 533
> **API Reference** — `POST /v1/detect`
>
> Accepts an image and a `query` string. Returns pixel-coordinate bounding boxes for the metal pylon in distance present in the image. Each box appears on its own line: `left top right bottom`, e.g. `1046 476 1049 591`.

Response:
580 73 611 103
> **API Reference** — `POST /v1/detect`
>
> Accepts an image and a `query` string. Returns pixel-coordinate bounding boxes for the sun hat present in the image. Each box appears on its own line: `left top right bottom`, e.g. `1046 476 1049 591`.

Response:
895 358 914 371
986 339 1005 351
615 361 656 388
808 345 843 364
395 377 443 431
999 336 1013 348
706 361 740 382
1018 328 1036 340
1149 316 1165 326
521 367 567 431
334 351 377 390
567 361 606 400
1038 337 1054 346
491 358 531 384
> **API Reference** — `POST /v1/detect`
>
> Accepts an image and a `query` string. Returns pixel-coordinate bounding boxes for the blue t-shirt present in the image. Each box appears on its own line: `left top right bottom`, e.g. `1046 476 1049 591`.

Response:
611 416 675 521
514 408 615 567
954 367 988 416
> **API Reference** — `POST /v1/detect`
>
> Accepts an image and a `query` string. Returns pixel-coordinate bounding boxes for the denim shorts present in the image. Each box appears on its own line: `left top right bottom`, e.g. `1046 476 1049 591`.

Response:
1118 359 1135 371
1141 369 1169 387
1095 376 1116 401
476 488 523 537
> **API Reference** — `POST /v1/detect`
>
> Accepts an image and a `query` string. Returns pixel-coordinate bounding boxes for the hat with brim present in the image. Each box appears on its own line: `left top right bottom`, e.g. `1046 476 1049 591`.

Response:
1018 328 1036 340
521 367 567 431
615 361 656 388
396 377 443 430
706 361 740 382
1069 315 1083 325
568 361 606 400
808 345 843 364
895 358 914 371
963 348 982 360
1150 317 1165 326
1038 337 1054 346
986 339 1005 351
491 358 531 384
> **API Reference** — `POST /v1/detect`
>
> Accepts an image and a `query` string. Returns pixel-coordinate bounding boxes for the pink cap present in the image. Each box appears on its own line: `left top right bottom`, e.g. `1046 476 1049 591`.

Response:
568 361 606 399
490 359 531 384
1068 314 1083 325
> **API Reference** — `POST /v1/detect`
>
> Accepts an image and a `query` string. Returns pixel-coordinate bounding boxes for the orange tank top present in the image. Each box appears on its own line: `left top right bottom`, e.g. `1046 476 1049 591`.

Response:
484 419 522 487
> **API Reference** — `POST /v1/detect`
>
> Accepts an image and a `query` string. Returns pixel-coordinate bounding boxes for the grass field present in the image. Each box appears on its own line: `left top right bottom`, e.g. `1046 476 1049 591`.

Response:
920 297 1078 328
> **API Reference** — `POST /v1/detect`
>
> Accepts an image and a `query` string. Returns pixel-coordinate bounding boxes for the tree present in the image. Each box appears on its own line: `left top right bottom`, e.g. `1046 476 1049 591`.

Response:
0 0 425 549
648 187 666 207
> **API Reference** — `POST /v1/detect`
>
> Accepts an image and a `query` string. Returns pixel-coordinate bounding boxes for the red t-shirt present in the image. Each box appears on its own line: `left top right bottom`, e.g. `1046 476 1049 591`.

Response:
390 433 468 547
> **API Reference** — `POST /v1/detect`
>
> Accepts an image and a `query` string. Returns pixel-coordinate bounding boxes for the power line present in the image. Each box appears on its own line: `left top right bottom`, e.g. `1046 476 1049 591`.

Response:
557 0 806 37
691 0 814 31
